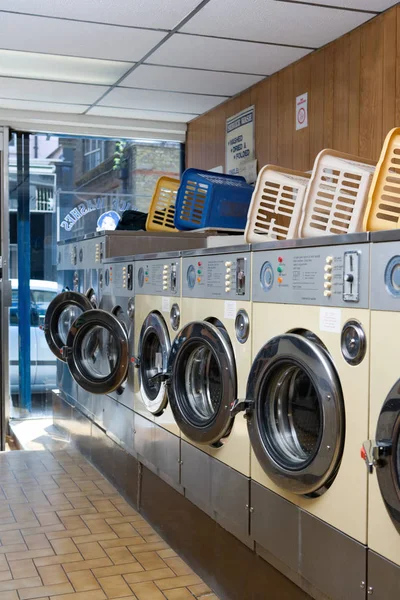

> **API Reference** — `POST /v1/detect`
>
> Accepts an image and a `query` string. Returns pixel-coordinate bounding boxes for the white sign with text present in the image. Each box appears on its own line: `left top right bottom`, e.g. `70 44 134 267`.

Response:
226 106 255 176
296 92 308 130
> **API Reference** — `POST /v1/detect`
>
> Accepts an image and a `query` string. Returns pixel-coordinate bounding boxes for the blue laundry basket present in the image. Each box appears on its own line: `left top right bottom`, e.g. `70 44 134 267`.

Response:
174 169 254 231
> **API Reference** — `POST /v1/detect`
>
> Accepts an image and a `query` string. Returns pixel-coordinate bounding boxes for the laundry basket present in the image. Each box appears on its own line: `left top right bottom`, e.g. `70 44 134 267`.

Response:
146 176 180 232
174 169 253 231
245 165 310 242
363 128 400 232
299 149 376 238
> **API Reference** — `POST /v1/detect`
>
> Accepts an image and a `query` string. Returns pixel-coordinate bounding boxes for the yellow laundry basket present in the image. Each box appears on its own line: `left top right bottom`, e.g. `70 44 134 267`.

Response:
146 176 180 232
363 128 400 232
299 149 376 238
245 165 310 242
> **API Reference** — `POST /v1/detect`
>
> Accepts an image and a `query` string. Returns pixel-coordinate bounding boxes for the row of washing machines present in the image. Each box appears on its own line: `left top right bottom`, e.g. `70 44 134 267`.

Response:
45 229 400 600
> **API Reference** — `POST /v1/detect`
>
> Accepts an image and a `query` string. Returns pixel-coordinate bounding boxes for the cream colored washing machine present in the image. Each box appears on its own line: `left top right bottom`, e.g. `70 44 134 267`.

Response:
234 233 370 600
362 230 400 598
133 251 181 434
166 246 252 544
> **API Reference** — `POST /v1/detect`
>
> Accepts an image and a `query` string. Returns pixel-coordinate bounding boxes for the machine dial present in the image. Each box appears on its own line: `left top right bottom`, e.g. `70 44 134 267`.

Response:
104 269 110 287
385 255 400 297
170 303 181 331
187 264 196 289
138 267 145 288
341 320 366 366
235 309 250 344
260 261 274 292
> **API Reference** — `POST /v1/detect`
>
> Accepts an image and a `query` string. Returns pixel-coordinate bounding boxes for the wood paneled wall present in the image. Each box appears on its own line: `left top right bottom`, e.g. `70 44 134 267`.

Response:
186 5 398 173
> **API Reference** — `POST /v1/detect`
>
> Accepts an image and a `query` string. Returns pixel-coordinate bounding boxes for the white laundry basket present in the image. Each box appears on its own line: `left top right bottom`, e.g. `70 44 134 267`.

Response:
244 165 311 242
299 149 376 238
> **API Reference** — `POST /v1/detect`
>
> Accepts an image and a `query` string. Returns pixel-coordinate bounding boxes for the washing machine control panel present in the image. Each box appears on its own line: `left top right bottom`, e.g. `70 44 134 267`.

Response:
253 243 369 308
182 253 250 300
135 258 180 297
371 241 400 310
101 261 135 296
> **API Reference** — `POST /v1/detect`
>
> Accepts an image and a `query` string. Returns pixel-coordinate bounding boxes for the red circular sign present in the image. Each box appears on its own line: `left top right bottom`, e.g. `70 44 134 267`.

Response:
297 107 306 125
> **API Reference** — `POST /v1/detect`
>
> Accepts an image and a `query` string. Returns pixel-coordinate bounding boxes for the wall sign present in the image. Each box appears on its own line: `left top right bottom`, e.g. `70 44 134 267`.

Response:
296 93 308 130
226 106 255 177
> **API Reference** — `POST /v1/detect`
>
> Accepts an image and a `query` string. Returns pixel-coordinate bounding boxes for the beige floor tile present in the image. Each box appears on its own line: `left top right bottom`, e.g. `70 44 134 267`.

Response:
164 557 193 576
86 519 113 535
24 534 52 550
98 574 132 598
38 565 69 585
50 538 78 555
164 589 196 600
67 569 100 592
0 591 19 599
8 558 38 579
188 583 212 596
157 549 177 559
129 581 166 600
46 528 90 540
72 532 117 545
0 573 11 583
109 523 139 538
0 576 42 592
0 557 8 572
128 542 167 555
100 536 145 549
5 549 54 562
33 553 83 568
157 575 203 590
105 546 135 565
92 562 143 579
0 530 24 545
49 591 106 600
75 542 106 560
124 567 175 584
134 551 167 571
63 558 112 573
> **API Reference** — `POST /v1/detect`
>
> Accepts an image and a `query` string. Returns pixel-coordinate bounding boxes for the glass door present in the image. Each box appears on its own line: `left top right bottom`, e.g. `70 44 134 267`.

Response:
0 126 11 449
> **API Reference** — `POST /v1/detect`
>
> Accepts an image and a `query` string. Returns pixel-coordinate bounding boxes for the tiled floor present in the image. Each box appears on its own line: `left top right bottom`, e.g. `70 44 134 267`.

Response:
0 446 219 600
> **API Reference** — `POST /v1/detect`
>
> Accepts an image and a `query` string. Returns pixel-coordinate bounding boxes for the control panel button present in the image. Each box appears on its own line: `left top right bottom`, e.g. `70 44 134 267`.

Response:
277 277 283 284
324 265 332 272
277 266 283 273
385 255 400 297
278 256 283 263
225 261 232 267
324 290 332 297
326 256 333 264
324 273 332 281
187 265 196 289
260 261 274 292
324 282 332 289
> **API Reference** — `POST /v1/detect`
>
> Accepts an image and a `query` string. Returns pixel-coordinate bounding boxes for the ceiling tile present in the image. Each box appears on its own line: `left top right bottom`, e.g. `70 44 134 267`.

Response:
0 0 202 29
181 0 370 47
0 98 87 113
0 50 130 85
123 64 264 96
98 87 228 113
293 0 396 10
149 34 310 75
0 12 164 61
88 106 198 122
0 77 107 104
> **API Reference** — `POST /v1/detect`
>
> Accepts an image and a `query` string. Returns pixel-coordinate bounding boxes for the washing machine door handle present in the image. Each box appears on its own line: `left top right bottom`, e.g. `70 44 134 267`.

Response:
230 398 254 417
361 439 392 473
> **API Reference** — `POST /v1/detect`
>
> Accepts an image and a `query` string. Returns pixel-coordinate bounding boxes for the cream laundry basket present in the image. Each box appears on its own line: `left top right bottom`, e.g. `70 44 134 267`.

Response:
299 149 376 238
244 165 310 242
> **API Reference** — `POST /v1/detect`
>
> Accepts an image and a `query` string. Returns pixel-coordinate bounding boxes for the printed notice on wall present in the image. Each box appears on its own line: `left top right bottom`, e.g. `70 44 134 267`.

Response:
226 106 255 177
319 307 341 334
296 92 308 130
224 300 237 320
162 296 170 313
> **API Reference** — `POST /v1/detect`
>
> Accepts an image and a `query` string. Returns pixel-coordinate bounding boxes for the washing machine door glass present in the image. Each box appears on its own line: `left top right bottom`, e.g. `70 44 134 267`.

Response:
373 385 400 531
44 291 94 362
247 333 345 497
168 321 237 446
139 312 171 415
65 309 129 394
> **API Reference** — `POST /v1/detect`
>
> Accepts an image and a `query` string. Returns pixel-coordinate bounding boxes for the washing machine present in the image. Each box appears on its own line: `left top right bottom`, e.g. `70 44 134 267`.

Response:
167 245 252 543
133 251 182 488
234 234 370 600
48 237 96 410
362 230 400 598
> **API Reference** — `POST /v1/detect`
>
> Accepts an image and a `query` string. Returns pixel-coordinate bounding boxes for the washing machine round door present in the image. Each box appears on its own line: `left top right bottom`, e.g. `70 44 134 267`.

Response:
64 309 129 394
44 291 94 362
168 321 237 446
138 312 171 415
246 333 345 497
372 383 400 531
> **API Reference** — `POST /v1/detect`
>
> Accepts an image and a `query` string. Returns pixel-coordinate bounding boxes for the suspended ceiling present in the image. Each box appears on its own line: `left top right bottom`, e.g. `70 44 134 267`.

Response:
0 0 396 132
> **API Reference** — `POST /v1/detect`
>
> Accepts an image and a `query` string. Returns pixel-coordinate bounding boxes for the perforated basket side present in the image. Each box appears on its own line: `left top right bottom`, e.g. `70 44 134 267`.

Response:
299 150 376 238
363 128 400 231
175 176 208 229
146 177 180 232
245 165 310 243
